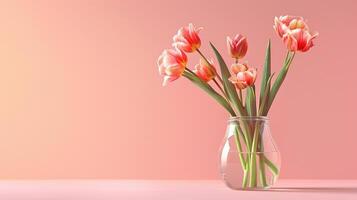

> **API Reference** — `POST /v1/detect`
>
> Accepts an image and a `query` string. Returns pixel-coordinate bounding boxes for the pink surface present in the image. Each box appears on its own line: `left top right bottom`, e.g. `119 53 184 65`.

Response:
0 0 356 179
0 180 356 200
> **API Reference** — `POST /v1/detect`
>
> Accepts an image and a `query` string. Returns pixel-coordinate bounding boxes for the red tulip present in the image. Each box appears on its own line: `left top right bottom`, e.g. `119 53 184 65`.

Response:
173 23 203 53
158 48 187 86
274 15 318 52
229 66 257 90
193 58 216 82
227 34 248 59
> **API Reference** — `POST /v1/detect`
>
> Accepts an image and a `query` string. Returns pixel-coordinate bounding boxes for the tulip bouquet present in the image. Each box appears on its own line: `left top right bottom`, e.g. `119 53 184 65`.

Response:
158 15 318 189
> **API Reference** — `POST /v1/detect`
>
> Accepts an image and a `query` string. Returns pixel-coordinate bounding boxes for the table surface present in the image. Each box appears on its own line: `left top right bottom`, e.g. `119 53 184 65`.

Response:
0 179 356 200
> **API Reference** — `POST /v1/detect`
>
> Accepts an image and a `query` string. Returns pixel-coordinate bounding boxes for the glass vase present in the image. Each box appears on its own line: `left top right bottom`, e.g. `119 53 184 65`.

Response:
219 116 281 190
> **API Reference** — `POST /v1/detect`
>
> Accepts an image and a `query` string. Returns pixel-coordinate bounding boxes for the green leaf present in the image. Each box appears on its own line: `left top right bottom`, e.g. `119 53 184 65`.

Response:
209 42 246 116
259 40 271 107
246 87 256 116
259 74 274 116
183 70 236 116
266 52 295 113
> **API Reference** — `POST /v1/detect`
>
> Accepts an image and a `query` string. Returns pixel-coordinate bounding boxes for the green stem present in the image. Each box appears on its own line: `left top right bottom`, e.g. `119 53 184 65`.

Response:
233 127 248 180
187 67 228 104
263 155 279 176
284 51 290 65
233 127 246 167
249 124 259 187
236 122 251 189
216 74 225 86
196 49 211 67
259 154 268 187
237 122 250 150
239 89 243 102
255 52 293 184
182 70 236 116
184 67 196 75
241 122 252 150
213 78 229 100
242 169 249 188
265 52 295 114
258 142 268 187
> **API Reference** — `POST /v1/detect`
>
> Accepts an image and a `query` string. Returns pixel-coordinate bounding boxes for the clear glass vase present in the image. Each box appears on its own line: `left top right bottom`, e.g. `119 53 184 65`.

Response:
220 116 281 190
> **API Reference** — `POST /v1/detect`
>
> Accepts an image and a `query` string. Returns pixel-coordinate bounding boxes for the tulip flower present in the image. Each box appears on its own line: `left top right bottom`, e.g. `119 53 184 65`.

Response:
158 48 187 86
231 63 249 75
227 34 248 59
229 66 257 90
274 15 318 52
282 28 318 52
173 23 203 53
193 58 217 82
274 15 308 37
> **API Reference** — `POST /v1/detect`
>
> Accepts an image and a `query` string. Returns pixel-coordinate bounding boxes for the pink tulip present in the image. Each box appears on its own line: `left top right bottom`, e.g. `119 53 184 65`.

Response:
274 15 308 37
274 15 318 52
231 63 249 75
193 58 217 82
158 48 187 86
173 23 203 53
229 66 257 90
282 28 318 52
227 34 248 59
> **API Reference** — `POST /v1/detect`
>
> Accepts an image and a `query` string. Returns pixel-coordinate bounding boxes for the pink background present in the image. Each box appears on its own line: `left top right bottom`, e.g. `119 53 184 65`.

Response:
0 0 356 179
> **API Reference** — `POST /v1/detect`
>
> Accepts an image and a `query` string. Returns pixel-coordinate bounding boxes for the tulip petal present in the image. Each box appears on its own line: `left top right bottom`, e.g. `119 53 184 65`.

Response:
302 32 319 52
234 34 243 43
172 23 202 53
283 32 298 51
231 63 248 74
162 75 179 86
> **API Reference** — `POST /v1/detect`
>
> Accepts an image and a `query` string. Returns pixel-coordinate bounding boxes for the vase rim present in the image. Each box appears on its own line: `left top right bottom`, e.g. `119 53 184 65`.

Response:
228 116 269 122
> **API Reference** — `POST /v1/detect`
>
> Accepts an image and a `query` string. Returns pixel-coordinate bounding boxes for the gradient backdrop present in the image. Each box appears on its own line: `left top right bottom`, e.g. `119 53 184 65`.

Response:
0 0 356 179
